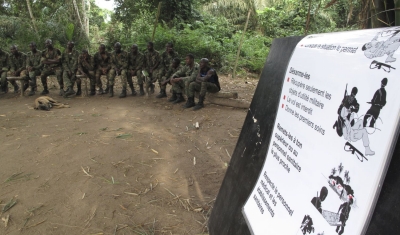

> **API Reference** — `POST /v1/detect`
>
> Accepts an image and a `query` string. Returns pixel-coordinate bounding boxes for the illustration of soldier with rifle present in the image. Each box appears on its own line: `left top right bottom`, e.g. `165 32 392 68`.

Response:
333 84 374 160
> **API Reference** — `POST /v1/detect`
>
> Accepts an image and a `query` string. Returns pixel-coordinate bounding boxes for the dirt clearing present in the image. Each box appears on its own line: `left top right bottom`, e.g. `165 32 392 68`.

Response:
0 76 258 234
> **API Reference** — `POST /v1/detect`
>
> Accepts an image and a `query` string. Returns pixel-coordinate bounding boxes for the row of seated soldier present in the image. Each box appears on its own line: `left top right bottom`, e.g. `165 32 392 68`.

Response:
0 39 221 111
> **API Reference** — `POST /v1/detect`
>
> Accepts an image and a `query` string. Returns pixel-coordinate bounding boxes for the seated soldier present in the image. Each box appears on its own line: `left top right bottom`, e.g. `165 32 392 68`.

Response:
127 44 143 96
0 48 9 93
62 41 80 97
170 53 199 104
40 39 63 95
143 41 161 95
6 45 26 93
160 57 182 99
109 42 129 98
185 58 220 110
76 49 96 96
94 44 112 95
26 42 43 96
157 42 179 98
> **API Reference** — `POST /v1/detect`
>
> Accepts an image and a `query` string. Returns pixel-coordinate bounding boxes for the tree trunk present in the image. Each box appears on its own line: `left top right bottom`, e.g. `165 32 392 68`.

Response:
396 0 400 26
26 0 38 34
371 0 388 28
73 0 88 38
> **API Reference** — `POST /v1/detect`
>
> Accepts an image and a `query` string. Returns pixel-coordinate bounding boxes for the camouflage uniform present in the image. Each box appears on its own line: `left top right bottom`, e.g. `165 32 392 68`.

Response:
161 64 182 90
127 51 144 85
40 48 63 91
188 68 220 97
171 63 199 97
0 49 9 91
109 50 129 88
26 50 43 90
77 53 95 89
7 51 27 90
143 49 162 88
93 51 112 90
62 49 79 88
160 50 179 75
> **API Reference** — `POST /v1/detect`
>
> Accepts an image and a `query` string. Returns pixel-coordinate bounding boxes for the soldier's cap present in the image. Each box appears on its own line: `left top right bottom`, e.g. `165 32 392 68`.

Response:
382 78 388 86
200 58 209 63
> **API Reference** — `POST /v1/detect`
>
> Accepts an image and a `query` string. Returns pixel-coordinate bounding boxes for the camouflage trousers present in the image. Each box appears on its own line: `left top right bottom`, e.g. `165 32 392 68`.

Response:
109 69 127 88
128 70 143 85
76 69 95 88
27 69 41 89
172 77 193 96
188 81 219 97
95 69 112 89
63 70 77 88
144 68 162 88
41 67 63 89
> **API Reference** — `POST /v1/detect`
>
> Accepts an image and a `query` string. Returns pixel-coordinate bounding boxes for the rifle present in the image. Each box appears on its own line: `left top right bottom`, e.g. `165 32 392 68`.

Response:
370 60 396 73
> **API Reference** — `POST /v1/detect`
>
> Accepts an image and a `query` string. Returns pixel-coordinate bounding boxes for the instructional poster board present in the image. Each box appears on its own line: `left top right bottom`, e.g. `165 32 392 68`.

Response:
242 27 400 235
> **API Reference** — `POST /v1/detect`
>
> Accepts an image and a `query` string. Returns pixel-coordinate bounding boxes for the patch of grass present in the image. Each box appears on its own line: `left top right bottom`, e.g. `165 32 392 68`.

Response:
116 134 132 139
4 172 32 183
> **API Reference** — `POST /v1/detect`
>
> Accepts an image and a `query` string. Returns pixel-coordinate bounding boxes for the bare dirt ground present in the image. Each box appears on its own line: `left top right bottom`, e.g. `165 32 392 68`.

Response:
0 75 258 235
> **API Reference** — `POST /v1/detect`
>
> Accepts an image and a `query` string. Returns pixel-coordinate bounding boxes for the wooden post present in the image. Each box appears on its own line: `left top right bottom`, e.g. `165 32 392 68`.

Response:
152 2 162 42
232 10 251 79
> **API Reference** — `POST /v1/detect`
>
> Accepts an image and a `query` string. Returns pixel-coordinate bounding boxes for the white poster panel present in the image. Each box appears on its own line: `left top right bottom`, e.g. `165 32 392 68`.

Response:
243 27 400 235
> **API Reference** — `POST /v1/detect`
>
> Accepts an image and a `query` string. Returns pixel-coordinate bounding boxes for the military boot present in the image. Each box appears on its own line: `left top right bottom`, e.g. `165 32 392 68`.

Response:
97 87 104 95
168 91 177 102
119 88 127 98
173 93 185 104
193 95 205 111
129 84 137 96
76 83 82 96
109 86 114 97
13 83 19 93
104 85 109 94
64 86 76 97
90 85 96 96
28 86 35 96
40 85 49 95
183 97 195 109
156 89 167 98
139 84 145 96
22 83 29 94
149 84 155 94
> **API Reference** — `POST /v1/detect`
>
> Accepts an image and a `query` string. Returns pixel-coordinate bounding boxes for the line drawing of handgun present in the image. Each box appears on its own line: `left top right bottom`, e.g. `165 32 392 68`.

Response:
370 60 396 73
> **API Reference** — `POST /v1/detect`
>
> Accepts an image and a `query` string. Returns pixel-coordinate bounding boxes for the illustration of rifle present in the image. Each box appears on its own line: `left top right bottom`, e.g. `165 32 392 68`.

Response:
344 142 368 162
370 60 396 73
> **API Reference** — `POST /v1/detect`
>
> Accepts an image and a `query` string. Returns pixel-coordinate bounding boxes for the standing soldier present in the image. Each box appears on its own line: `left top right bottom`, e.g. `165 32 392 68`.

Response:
62 41 80 97
7 45 26 93
26 42 43 96
77 49 96 96
170 54 199 104
0 48 9 93
186 58 221 110
143 41 161 95
157 42 178 98
363 78 387 128
127 44 143 96
109 42 129 98
40 39 63 95
94 44 111 95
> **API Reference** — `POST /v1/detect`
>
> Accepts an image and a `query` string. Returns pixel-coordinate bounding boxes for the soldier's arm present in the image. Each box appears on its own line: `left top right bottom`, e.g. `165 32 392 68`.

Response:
78 55 84 72
135 54 144 72
196 69 214 83
71 51 79 72
151 53 161 71
172 66 185 79
17 54 26 73
88 55 95 71
61 53 70 72
120 52 128 70
33 53 43 70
